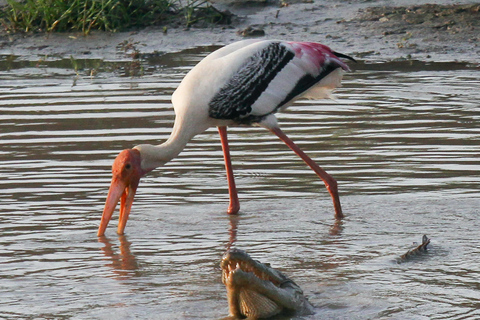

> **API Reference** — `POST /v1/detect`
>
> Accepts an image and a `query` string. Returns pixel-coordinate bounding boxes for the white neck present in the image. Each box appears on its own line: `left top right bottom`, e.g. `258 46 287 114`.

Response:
133 141 184 173
133 114 212 173
134 125 193 173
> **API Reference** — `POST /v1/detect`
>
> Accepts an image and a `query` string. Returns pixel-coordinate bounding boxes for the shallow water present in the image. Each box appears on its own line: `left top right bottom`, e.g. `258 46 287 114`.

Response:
0 48 479 319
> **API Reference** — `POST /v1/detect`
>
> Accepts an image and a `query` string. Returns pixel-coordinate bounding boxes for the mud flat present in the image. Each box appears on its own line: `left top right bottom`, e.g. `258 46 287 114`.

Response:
0 0 478 62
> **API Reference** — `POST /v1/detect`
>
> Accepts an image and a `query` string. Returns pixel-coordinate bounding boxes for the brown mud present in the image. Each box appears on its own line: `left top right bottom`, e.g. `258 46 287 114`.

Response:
0 0 479 62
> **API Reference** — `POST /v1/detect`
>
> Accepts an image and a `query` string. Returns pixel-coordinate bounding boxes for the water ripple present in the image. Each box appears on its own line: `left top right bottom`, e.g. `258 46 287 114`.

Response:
0 53 479 319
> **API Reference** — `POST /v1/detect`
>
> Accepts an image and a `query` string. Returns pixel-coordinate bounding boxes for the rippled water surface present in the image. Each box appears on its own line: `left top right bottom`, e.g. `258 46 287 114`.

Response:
1 48 479 319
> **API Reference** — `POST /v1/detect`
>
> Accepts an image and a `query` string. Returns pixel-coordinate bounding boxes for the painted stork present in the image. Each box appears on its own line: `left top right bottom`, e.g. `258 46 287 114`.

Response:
97 39 355 236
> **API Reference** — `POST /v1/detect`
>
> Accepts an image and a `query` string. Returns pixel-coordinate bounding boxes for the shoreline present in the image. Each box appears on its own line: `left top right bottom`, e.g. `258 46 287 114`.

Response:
0 0 479 63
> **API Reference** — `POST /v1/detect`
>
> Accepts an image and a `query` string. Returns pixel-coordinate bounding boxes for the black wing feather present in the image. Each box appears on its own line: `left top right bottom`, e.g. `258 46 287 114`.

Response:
209 42 295 124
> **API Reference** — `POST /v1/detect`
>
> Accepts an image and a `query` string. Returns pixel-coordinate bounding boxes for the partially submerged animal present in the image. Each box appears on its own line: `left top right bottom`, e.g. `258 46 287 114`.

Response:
220 237 432 318
398 235 431 262
221 248 314 319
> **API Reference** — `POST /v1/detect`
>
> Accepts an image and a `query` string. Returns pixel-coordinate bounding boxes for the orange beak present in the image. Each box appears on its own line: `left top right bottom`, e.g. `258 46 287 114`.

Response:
97 149 142 236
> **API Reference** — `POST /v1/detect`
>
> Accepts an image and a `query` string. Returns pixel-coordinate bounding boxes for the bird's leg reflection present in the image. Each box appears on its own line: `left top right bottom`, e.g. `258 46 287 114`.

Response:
226 214 240 250
98 235 138 279
329 218 344 236
225 212 344 248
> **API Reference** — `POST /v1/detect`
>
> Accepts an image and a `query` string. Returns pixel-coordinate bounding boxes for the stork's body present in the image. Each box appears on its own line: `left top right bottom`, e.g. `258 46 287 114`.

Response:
98 39 355 236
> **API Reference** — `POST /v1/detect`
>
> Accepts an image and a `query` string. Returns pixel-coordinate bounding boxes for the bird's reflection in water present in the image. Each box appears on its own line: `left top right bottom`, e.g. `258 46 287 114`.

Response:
329 218 344 237
98 235 138 280
225 211 345 251
226 214 240 251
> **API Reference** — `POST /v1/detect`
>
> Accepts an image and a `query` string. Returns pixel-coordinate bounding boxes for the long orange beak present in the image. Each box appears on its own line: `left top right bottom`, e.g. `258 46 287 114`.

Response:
97 149 142 237
97 176 138 236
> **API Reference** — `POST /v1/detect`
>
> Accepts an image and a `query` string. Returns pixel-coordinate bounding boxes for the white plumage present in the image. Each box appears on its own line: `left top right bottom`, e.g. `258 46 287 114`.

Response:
173 40 349 127
98 39 355 236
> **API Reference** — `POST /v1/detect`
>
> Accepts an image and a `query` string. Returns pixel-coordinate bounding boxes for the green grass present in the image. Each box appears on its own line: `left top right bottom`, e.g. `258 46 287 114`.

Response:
0 0 230 34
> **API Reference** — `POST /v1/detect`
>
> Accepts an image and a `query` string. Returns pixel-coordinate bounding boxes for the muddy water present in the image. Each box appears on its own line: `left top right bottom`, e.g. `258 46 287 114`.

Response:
0 49 479 319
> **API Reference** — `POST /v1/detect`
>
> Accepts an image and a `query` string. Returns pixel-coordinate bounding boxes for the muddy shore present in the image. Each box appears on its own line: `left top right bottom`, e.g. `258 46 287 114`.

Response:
0 0 479 63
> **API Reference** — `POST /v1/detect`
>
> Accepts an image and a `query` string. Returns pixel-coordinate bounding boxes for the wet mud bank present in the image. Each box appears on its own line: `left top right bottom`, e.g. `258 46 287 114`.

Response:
0 0 479 63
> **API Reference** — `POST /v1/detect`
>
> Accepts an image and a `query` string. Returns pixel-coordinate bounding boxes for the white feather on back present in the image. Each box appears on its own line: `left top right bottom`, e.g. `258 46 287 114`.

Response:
250 61 306 116
172 40 270 115
251 48 345 116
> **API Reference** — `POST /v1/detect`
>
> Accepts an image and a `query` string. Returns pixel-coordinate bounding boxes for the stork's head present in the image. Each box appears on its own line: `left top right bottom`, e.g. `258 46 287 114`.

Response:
97 149 144 236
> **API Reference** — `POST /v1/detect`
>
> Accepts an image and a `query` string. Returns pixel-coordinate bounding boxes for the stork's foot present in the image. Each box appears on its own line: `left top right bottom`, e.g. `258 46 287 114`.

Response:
227 202 240 215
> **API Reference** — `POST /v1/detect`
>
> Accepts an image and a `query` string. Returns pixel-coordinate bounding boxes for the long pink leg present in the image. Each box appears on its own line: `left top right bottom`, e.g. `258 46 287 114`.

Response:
269 127 343 219
218 126 240 215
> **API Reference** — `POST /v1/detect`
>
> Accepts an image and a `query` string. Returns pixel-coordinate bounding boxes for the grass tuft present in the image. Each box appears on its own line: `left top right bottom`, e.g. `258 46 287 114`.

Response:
0 0 232 34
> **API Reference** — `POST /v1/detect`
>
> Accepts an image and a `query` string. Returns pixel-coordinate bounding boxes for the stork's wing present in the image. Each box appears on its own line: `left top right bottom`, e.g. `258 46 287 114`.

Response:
208 41 351 124
208 42 294 122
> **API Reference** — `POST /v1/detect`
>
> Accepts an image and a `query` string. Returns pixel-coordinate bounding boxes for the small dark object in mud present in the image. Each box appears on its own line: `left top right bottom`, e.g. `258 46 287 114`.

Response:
237 26 266 37
398 235 430 262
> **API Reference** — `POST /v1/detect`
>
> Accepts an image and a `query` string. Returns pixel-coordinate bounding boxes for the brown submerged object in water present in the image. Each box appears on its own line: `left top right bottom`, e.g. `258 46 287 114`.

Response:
399 235 431 262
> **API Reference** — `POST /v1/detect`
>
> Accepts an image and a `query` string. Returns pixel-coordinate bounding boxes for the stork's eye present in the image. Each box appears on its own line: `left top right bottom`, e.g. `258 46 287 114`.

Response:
125 163 131 169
